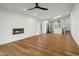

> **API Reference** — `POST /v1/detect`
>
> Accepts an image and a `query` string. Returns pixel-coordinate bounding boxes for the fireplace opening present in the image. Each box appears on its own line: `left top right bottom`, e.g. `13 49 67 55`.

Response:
13 28 24 35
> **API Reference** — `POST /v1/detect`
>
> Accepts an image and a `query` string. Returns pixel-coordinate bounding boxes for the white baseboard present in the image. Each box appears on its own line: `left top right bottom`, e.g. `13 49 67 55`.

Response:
71 31 79 47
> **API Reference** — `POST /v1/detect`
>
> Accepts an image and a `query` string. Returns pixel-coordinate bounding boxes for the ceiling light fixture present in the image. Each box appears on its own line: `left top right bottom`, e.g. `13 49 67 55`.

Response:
34 13 37 16
23 9 26 11
53 15 62 19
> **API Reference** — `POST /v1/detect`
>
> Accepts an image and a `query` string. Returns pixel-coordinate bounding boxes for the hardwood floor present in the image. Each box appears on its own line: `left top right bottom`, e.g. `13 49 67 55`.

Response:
0 32 79 56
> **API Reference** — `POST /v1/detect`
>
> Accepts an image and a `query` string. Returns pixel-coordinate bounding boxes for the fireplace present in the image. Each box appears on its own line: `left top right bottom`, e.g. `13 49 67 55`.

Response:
13 28 24 35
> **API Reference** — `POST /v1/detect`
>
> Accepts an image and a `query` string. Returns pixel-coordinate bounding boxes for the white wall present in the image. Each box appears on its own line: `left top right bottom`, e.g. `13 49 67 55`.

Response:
63 17 71 31
71 4 79 46
0 9 38 45
42 20 48 34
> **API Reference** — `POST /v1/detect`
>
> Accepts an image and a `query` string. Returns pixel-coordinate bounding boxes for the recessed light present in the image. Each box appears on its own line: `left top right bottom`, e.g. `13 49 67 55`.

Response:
56 13 58 15
23 9 26 11
34 13 37 16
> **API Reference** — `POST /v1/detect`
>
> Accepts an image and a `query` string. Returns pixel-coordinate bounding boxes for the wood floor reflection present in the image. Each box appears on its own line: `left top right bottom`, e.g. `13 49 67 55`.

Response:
0 32 79 56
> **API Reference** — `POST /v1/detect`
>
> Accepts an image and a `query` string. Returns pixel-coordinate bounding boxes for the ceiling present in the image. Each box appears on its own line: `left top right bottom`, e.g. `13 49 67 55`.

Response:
0 3 73 20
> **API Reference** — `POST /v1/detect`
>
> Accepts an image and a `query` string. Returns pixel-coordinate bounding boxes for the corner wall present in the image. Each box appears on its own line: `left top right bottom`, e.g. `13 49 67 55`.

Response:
71 4 79 46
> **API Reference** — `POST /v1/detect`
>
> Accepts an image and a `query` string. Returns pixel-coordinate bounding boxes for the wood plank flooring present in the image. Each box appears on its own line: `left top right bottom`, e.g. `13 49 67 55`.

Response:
0 32 79 56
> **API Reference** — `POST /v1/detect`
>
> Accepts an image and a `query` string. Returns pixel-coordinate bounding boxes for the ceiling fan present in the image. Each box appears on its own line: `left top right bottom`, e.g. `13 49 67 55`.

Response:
27 3 48 10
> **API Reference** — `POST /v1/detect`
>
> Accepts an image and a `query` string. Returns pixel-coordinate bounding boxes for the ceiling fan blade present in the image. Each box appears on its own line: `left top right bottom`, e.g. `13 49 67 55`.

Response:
35 3 38 6
27 7 35 10
27 3 48 10
38 6 48 10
